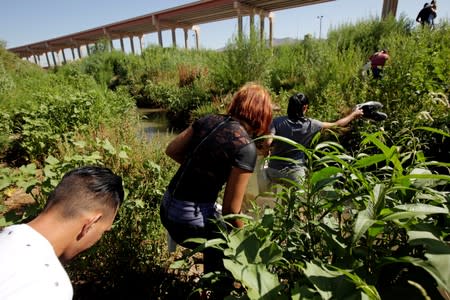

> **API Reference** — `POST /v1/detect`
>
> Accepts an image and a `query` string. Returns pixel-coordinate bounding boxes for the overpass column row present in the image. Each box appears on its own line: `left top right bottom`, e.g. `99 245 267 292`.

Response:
233 2 273 46
23 10 274 67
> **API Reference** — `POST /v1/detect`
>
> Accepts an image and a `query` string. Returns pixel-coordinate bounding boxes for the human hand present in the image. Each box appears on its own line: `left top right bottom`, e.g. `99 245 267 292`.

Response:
353 107 364 119
255 138 271 156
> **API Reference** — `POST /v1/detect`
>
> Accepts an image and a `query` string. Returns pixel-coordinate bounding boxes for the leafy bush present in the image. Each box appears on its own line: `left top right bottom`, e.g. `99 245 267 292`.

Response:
209 31 273 94
176 130 450 299
327 15 414 54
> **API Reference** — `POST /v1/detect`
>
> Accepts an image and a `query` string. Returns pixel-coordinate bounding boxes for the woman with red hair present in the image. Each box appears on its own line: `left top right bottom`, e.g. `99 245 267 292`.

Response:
160 82 272 273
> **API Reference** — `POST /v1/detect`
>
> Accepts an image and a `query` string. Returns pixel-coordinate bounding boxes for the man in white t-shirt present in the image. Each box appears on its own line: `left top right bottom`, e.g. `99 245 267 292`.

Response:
0 166 124 300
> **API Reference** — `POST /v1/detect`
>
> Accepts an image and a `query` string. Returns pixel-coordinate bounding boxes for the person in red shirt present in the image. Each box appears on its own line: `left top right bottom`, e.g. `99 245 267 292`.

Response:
369 49 390 79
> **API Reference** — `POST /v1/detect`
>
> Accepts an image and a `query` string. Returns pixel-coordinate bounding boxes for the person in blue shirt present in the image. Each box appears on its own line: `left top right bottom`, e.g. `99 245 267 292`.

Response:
266 93 363 185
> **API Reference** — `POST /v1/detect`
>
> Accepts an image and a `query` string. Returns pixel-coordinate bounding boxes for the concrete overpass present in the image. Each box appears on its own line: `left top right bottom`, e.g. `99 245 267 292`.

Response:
8 0 398 67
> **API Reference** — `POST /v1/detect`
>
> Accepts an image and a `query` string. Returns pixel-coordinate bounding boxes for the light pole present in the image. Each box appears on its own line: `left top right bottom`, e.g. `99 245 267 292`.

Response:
317 15 323 39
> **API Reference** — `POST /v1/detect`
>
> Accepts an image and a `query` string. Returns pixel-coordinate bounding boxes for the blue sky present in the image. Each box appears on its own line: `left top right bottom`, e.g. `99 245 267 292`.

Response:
1 0 449 51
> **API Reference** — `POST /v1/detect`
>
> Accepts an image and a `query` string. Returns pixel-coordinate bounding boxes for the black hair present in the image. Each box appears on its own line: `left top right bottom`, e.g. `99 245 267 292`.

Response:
44 165 124 218
287 93 309 122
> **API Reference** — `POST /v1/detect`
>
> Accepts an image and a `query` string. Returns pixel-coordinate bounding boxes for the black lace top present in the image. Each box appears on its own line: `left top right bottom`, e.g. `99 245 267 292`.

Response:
168 114 256 203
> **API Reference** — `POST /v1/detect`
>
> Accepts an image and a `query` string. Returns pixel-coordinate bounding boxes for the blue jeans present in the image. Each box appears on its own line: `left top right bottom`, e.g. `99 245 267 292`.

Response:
159 191 225 273
266 165 307 186
372 67 383 79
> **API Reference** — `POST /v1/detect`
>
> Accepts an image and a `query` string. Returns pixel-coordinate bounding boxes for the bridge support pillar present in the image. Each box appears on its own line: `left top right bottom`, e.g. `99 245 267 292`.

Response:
238 16 243 41
171 28 177 48
51 51 57 66
250 13 255 40
45 52 51 68
269 12 274 47
61 49 66 64
184 28 188 49
157 30 163 47
139 34 144 52
382 0 398 19
192 26 200 50
260 14 265 42
120 37 125 52
129 36 135 54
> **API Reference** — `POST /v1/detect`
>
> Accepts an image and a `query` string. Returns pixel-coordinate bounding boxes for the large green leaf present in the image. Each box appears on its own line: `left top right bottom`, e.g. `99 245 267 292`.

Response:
382 204 448 221
223 260 282 300
407 230 450 289
409 168 439 188
408 230 450 290
235 233 261 265
310 166 342 195
414 126 450 138
101 138 116 155
371 183 386 216
353 209 376 244
269 135 308 152
0 176 12 190
361 133 403 173
259 242 283 265
302 262 367 300
290 282 318 300
354 153 386 169
317 223 347 257
330 266 381 299
226 227 250 251
395 173 450 184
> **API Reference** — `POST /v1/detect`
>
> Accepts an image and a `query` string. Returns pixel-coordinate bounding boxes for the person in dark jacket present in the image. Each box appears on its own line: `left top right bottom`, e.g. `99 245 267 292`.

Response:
416 2 436 27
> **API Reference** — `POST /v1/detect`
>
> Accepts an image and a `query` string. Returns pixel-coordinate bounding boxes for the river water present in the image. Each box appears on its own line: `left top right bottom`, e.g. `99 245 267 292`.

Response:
137 108 171 139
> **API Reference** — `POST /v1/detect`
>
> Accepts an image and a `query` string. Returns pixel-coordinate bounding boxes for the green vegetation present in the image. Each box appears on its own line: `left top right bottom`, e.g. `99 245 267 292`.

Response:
1 16 449 299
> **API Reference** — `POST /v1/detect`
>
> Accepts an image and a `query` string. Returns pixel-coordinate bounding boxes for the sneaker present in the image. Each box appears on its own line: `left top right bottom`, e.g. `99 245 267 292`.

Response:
355 101 388 121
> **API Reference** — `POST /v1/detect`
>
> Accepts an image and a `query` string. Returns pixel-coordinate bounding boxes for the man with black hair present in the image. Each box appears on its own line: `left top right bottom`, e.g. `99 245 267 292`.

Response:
0 166 124 300
266 93 363 184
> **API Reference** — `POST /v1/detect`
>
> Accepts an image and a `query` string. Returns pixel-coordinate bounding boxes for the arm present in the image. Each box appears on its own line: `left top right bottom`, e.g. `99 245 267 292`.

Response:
261 124 276 156
416 9 425 22
321 108 363 129
222 167 253 228
165 126 193 164
256 136 272 157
